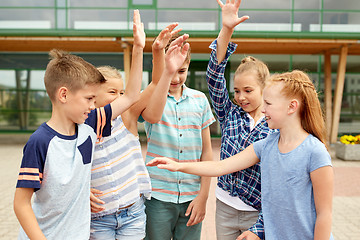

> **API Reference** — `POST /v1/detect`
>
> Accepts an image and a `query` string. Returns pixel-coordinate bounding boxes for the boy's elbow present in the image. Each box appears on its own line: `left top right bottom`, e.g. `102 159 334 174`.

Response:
144 115 161 124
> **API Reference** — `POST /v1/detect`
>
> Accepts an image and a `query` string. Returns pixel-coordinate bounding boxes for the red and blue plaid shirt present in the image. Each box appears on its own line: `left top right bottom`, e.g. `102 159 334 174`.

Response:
206 40 274 239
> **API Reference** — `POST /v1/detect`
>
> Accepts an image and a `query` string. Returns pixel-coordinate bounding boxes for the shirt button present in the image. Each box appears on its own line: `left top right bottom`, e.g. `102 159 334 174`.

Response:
180 134 182 137
178 118 181 121
180 150 183 153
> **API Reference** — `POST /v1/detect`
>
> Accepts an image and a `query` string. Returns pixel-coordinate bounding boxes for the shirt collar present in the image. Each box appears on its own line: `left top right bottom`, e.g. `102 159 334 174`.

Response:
167 84 189 101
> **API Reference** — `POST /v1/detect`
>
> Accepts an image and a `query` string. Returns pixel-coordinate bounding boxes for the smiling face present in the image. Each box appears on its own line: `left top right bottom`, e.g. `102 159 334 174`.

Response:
168 61 189 97
262 82 290 129
95 77 124 108
65 84 98 124
233 71 264 118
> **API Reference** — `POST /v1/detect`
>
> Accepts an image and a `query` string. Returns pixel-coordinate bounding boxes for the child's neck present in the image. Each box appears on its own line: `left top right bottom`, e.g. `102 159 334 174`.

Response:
47 111 76 136
169 87 183 101
249 109 264 123
278 126 308 154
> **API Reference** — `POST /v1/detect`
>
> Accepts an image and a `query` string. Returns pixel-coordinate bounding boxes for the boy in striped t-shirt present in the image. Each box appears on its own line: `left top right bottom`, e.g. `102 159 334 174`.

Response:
89 22 187 240
143 33 216 240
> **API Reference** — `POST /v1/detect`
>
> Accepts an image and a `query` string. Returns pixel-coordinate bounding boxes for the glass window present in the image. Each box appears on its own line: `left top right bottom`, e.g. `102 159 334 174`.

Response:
235 10 291 25
292 55 320 72
241 0 291 9
0 0 54 7
157 0 218 9
132 0 153 5
294 0 321 9
70 9 129 29
324 0 360 10
0 9 55 29
294 12 319 31
154 10 218 31
321 12 360 32
69 0 127 8
30 71 46 90
0 70 15 88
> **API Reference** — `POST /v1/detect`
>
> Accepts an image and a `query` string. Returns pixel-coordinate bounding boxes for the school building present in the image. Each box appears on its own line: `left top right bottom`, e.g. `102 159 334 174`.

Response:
0 0 360 143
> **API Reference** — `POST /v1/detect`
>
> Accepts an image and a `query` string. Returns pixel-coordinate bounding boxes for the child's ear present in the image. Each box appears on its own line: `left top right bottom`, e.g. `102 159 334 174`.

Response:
58 87 68 103
288 99 299 114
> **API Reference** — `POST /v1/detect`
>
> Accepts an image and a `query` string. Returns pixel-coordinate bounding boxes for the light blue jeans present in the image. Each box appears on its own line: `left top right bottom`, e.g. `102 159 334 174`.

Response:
90 197 146 240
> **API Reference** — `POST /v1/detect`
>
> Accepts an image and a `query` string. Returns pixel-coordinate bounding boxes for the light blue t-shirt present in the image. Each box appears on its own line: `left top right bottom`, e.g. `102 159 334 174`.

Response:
16 105 112 239
253 132 334 240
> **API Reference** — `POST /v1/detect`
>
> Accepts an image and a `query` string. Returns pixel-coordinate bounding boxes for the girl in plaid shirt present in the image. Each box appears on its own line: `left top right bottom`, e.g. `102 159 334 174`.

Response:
205 0 273 239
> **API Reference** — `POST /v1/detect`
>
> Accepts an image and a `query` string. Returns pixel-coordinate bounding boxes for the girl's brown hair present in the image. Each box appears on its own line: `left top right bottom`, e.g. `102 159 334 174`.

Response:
235 56 270 89
267 70 327 146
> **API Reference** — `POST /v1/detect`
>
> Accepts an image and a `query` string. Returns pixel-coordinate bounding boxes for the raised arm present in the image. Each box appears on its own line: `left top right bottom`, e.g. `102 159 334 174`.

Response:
110 9 144 119
125 24 182 123
151 23 182 84
141 34 190 123
147 144 259 177
216 0 248 63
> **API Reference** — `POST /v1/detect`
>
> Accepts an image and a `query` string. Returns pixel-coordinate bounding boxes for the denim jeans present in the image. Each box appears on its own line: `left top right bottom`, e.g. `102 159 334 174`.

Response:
90 197 146 240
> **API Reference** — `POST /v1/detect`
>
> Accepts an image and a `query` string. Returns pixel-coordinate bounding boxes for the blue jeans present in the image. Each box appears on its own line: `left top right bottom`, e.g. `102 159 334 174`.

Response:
90 197 146 240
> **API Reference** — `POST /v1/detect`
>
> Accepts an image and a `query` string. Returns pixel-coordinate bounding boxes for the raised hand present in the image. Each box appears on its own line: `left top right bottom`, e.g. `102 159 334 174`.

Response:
153 23 182 51
164 34 190 74
217 0 249 30
132 9 145 49
146 157 180 172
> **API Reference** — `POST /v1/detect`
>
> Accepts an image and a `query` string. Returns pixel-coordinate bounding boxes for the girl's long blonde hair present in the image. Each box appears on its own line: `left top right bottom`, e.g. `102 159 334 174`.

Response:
267 70 327 146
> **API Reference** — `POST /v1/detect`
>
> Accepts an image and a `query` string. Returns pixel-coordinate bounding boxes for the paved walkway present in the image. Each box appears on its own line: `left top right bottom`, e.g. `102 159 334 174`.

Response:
0 137 359 239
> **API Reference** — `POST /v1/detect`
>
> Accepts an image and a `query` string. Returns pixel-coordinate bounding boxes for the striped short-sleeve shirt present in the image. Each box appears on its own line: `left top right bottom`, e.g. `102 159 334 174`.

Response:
144 85 215 204
91 115 151 218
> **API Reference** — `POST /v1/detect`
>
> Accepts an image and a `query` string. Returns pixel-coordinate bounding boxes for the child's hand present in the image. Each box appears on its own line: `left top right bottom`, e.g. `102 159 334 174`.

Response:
90 188 105 213
236 230 260 240
217 0 249 30
152 23 182 51
164 34 190 74
185 195 207 226
146 157 180 172
132 9 145 49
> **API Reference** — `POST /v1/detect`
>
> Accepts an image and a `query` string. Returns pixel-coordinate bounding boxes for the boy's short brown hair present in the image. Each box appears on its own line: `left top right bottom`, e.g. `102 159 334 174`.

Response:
44 49 105 101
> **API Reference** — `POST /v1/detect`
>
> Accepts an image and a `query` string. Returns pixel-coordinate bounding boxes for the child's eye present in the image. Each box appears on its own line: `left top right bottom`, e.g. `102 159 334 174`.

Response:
246 90 252 93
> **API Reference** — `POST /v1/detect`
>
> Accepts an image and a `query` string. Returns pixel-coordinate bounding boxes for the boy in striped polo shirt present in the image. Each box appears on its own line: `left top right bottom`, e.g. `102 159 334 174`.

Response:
143 34 216 240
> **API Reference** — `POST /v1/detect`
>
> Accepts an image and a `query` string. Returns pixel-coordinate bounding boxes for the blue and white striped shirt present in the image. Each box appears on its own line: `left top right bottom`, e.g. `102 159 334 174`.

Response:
91 115 151 218
206 40 274 239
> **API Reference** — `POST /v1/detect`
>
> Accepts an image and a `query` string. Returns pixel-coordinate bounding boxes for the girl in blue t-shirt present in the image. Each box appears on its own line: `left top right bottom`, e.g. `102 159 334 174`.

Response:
147 70 334 240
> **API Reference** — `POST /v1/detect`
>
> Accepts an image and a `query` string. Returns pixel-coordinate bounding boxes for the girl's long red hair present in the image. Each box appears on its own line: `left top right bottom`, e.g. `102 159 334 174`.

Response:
267 70 328 147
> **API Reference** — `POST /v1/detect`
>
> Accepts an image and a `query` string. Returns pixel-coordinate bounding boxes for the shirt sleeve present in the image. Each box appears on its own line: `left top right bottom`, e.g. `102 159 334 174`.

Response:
206 39 237 124
16 133 49 191
252 137 267 161
201 95 216 130
248 209 265 240
310 140 332 172
86 104 112 138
